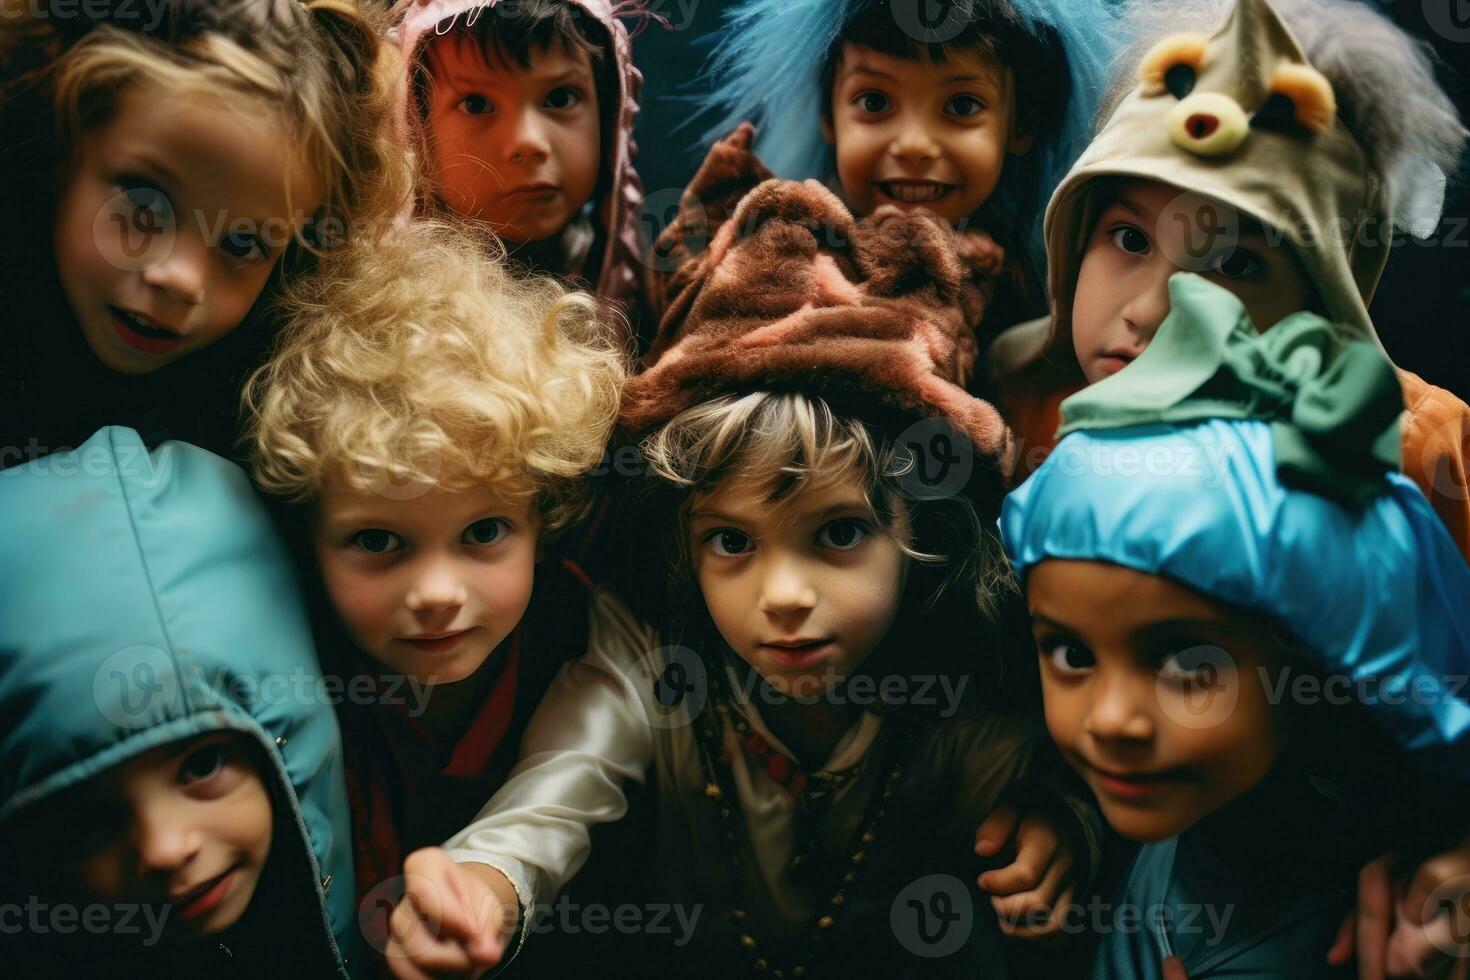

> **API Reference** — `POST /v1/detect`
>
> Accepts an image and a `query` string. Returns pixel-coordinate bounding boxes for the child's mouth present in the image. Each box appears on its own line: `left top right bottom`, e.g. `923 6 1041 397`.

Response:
109 306 184 354
877 181 955 204
761 638 834 670
171 865 238 922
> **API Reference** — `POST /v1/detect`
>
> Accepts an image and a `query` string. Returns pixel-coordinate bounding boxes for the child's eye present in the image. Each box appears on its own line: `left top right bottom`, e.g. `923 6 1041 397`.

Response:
1209 247 1265 280
815 519 868 551
457 94 493 115
120 180 174 228
179 746 226 784
462 518 508 546
1158 645 1228 685
351 529 403 555
704 528 754 557
543 86 583 110
854 91 890 114
220 230 268 262
944 94 985 117
1110 225 1151 255
1041 640 1095 673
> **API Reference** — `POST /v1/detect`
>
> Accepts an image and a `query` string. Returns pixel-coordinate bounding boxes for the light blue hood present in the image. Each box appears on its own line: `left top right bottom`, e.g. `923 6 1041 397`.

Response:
0 427 354 975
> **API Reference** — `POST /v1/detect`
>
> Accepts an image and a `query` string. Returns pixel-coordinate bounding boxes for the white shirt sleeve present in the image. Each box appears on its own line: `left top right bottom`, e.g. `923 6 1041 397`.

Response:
442 590 662 923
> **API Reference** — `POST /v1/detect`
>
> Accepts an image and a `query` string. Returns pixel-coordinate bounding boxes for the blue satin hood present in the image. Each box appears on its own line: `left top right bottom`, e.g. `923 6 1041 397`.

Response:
0 427 354 975
1001 418 1470 773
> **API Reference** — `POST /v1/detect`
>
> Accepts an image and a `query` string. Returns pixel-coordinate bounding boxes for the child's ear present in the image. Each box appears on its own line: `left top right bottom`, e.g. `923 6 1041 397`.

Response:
820 114 836 145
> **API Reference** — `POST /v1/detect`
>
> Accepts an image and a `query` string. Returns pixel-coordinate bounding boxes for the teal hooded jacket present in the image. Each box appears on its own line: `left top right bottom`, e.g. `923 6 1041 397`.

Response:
0 427 355 976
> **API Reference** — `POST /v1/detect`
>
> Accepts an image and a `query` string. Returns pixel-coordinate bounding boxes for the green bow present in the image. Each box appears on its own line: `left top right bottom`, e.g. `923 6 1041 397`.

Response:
1059 273 1403 507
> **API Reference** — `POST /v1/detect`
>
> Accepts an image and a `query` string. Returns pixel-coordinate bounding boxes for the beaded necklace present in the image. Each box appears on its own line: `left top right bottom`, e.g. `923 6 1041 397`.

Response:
693 670 919 977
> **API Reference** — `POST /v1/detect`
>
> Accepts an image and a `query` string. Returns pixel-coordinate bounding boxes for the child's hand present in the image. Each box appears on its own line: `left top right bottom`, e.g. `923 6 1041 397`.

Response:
974 803 1077 939
1325 840 1470 979
385 847 520 980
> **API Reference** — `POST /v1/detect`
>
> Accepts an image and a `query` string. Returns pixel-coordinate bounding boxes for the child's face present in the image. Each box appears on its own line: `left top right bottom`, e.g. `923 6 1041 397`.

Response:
688 476 907 699
314 481 542 684
69 732 273 938
52 84 320 375
1071 179 1319 383
1027 559 1284 842
423 31 601 244
824 42 1030 226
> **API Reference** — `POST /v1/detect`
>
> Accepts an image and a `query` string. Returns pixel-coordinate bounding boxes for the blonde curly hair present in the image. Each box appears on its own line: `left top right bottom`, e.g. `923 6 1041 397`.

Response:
244 217 630 532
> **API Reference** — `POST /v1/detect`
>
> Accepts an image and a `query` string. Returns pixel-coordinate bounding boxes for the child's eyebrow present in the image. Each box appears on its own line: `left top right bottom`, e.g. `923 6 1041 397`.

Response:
688 508 749 525
1103 196 1147 219
1028 611 1075 633
940 73 995 86
806 501 874 521
841 61 898 82
532 66 593 86
128 152 183 189
1133 617 1236 645
319 509 395 528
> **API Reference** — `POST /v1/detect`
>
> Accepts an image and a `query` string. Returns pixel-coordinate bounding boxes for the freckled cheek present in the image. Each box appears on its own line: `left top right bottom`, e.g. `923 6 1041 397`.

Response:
695 568 756 646
1040 683 1088 754
76 852 124 904
321 564 400 643
202 278 270 344
470 543 540 631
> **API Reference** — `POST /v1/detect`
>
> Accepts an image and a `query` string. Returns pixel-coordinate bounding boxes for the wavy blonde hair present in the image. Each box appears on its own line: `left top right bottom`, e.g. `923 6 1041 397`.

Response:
2 0 414 254
244 217 629 532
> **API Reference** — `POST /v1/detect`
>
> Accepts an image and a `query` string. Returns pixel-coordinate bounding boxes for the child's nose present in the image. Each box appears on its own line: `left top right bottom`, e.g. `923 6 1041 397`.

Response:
888 117 941 165
1121 268 1173 343
1083 671 1155 743
757 554 818 616
131 803 202 877
405 560 468 613
504 110 552 165
140 235 206 309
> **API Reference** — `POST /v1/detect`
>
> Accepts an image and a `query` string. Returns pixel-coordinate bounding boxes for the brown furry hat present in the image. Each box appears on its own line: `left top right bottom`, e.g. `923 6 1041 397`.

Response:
621 177 1016 473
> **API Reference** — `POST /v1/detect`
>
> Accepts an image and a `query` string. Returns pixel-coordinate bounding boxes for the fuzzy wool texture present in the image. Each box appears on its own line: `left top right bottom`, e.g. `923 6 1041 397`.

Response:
623 174 1016 475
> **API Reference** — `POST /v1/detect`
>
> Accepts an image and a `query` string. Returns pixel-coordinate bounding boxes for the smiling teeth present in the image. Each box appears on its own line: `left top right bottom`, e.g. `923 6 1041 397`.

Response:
883 183 949 203
115 308 176 338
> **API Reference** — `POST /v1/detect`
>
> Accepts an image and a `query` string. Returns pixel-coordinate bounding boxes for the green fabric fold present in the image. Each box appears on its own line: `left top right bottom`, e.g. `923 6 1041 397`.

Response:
1059 273 1402 506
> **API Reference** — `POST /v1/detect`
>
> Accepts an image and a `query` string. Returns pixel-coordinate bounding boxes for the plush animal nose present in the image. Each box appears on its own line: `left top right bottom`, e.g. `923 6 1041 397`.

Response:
1167 92 1248 157
1185 114 1219 139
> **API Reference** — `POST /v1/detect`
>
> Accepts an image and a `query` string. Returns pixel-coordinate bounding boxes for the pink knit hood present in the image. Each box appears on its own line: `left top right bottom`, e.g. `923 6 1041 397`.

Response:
394 0 648 310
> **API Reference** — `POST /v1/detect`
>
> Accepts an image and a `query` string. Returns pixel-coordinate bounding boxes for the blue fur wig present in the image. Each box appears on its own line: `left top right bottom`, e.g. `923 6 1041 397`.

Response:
694 0 1130 269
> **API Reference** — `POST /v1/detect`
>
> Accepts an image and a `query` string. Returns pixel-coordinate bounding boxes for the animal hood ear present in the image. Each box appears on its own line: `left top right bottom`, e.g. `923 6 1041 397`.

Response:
1387 154 1447 240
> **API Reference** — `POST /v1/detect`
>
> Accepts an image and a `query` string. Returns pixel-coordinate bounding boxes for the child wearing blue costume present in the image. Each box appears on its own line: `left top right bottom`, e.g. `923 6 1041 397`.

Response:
650 0 1125 339
1000 275 1470 977
0 428 356 978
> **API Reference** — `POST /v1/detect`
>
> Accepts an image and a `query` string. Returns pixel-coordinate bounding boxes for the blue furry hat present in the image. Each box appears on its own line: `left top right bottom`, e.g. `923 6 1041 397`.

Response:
694 0 1128 268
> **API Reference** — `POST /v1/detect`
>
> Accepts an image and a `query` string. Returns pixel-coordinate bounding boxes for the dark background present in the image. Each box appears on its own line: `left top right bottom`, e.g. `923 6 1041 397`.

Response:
631 0 1470 398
